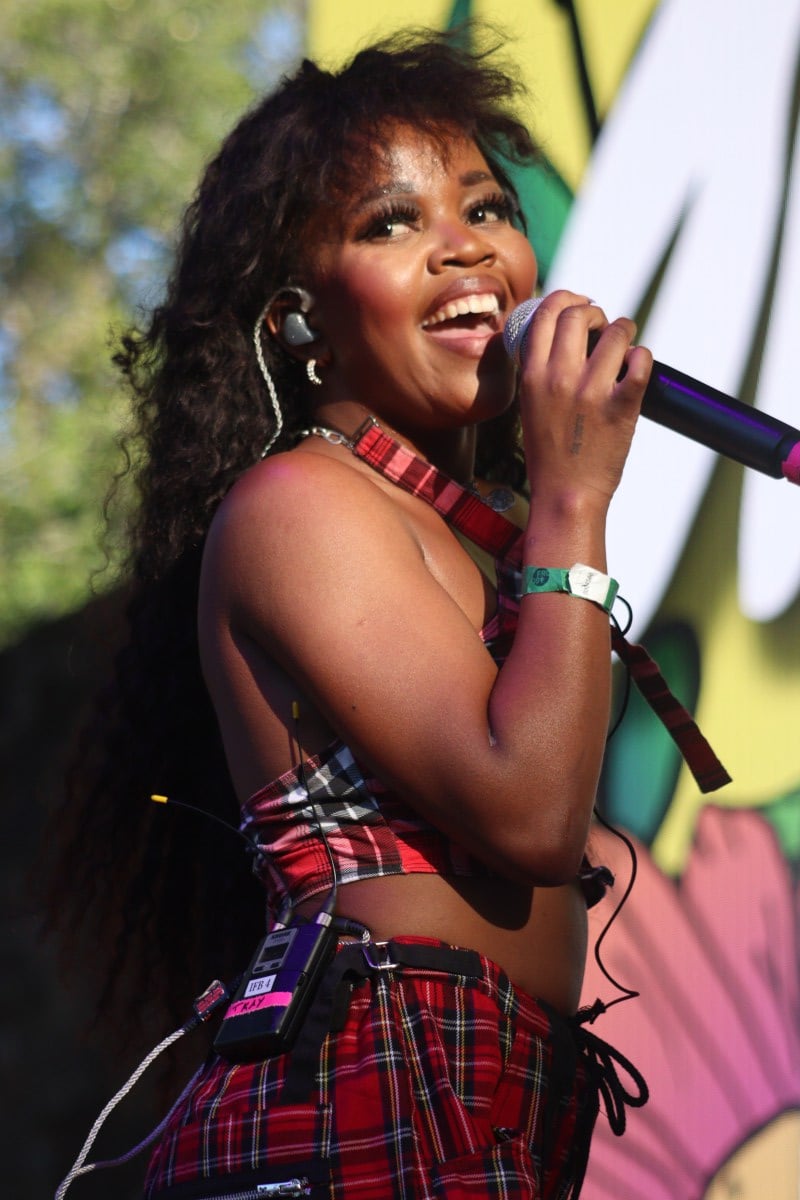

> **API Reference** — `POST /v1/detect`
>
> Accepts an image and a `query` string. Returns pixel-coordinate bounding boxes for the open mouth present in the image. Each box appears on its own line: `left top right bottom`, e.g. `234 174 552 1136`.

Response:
421 294 501 342
422 293 500 329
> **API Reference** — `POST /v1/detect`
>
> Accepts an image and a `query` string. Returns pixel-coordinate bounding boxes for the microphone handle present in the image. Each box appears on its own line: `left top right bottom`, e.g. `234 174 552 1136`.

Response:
644 362 800 484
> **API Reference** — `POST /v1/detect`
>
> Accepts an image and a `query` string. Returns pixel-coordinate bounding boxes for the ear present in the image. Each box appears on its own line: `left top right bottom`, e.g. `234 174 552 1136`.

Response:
263 287 326 361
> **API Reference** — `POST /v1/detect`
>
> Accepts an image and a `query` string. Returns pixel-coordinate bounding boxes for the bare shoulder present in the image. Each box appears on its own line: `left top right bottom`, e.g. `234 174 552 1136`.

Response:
202 448 423 627
212 447 408 545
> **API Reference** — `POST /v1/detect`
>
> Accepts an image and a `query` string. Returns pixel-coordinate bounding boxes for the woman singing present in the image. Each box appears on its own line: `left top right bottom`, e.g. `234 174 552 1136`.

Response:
55 29 654 1199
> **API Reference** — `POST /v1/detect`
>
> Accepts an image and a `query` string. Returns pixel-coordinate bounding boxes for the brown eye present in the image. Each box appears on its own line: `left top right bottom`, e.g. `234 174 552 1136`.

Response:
360 204 420 241
468 194 513 225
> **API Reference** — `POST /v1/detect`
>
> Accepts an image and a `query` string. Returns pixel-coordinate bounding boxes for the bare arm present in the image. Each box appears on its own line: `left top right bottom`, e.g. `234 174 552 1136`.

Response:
201 293 651 887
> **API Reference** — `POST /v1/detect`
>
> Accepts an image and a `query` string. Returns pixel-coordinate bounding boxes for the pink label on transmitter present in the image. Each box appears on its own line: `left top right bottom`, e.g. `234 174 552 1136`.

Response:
226 992 293 1019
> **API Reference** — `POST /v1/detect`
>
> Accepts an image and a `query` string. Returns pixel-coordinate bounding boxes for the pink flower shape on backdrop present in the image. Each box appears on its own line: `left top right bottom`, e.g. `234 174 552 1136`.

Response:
580 806 800 1200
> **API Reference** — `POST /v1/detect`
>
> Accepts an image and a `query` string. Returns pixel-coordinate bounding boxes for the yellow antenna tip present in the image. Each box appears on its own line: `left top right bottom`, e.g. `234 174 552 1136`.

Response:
150 794 169 804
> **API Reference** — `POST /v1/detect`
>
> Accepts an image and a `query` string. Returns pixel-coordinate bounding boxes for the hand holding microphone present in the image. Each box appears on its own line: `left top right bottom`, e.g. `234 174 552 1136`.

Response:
504 298 800 486
504 292 651 507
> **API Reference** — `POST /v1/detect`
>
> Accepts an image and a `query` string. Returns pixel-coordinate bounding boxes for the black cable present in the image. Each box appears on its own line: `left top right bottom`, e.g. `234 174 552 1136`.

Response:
607 600 634 739
585 808 640 1016
150 793 260 857
579 597 642 1019
292 701 338 920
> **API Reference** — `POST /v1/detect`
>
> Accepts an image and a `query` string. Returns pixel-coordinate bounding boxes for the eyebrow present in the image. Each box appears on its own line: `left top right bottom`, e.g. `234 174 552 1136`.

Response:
460 170 495 187
351 169 497 213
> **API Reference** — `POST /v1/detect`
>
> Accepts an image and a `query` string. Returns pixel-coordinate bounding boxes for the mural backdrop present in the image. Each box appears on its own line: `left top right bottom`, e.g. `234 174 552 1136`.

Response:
309 1 800 1196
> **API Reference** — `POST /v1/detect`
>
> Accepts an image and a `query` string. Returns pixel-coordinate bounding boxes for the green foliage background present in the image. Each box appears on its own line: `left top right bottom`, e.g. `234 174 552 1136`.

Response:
0 0 302 647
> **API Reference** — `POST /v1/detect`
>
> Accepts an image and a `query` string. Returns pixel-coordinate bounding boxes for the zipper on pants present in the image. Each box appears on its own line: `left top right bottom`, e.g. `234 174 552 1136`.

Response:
189 1179 311 1200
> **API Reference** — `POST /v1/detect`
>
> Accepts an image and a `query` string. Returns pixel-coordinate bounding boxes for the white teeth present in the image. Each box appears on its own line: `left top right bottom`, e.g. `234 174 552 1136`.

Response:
422 293 500 327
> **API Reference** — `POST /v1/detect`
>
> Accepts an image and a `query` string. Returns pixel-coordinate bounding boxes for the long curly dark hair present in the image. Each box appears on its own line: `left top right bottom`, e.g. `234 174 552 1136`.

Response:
50 27 541 1033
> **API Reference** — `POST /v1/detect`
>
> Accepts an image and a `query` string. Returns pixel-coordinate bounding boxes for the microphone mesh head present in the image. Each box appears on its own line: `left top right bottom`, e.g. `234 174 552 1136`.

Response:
502 298 541 364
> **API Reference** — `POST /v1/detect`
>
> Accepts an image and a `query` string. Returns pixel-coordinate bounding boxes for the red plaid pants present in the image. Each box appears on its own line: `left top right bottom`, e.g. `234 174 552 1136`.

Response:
145 938 635 1199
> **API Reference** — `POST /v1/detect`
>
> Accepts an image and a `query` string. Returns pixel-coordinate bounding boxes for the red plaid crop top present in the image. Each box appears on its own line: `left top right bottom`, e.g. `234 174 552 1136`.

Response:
240 419 729 916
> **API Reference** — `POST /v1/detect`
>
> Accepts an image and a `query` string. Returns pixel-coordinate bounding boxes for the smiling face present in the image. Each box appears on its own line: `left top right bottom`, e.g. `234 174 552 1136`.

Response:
300 122 538 447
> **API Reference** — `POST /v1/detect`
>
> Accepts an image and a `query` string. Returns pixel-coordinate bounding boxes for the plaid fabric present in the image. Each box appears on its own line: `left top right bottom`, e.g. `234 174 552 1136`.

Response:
240 416 732 927
145 425 674 1198
353 418 523 560
354 419 522 664
242 741 496 914
242 740 612 915
610 627 731 793
239 428 527 915
145 939 604 1199
240 420 615 915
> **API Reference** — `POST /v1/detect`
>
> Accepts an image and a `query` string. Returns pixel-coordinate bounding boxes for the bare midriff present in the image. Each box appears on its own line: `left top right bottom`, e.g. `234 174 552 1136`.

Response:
297 872 588 1016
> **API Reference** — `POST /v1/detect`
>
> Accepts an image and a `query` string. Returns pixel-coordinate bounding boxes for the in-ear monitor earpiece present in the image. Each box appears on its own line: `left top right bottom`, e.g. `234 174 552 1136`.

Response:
279 286 318 347
282 309 317 346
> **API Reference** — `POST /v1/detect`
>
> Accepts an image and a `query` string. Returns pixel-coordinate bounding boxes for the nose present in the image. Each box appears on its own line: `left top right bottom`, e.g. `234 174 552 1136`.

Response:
428 219 495 270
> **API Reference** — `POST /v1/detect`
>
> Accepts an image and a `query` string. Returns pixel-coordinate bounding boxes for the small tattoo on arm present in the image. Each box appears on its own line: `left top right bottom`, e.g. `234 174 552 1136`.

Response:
571 414 585 455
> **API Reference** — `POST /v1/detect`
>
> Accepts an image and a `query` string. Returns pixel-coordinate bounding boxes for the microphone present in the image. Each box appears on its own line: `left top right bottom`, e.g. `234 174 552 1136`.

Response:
503 298 800 486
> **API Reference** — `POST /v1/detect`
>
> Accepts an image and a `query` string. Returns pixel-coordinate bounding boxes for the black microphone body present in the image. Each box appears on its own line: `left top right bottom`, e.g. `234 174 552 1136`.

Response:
502 299 800 486
644 360 800 483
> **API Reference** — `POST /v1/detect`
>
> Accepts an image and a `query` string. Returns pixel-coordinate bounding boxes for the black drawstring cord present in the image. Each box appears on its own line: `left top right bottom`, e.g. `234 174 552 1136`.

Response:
573 1015 650 1137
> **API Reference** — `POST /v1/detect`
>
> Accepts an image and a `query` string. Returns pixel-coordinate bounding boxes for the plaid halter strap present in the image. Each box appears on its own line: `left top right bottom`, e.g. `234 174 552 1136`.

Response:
347 417 731 795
